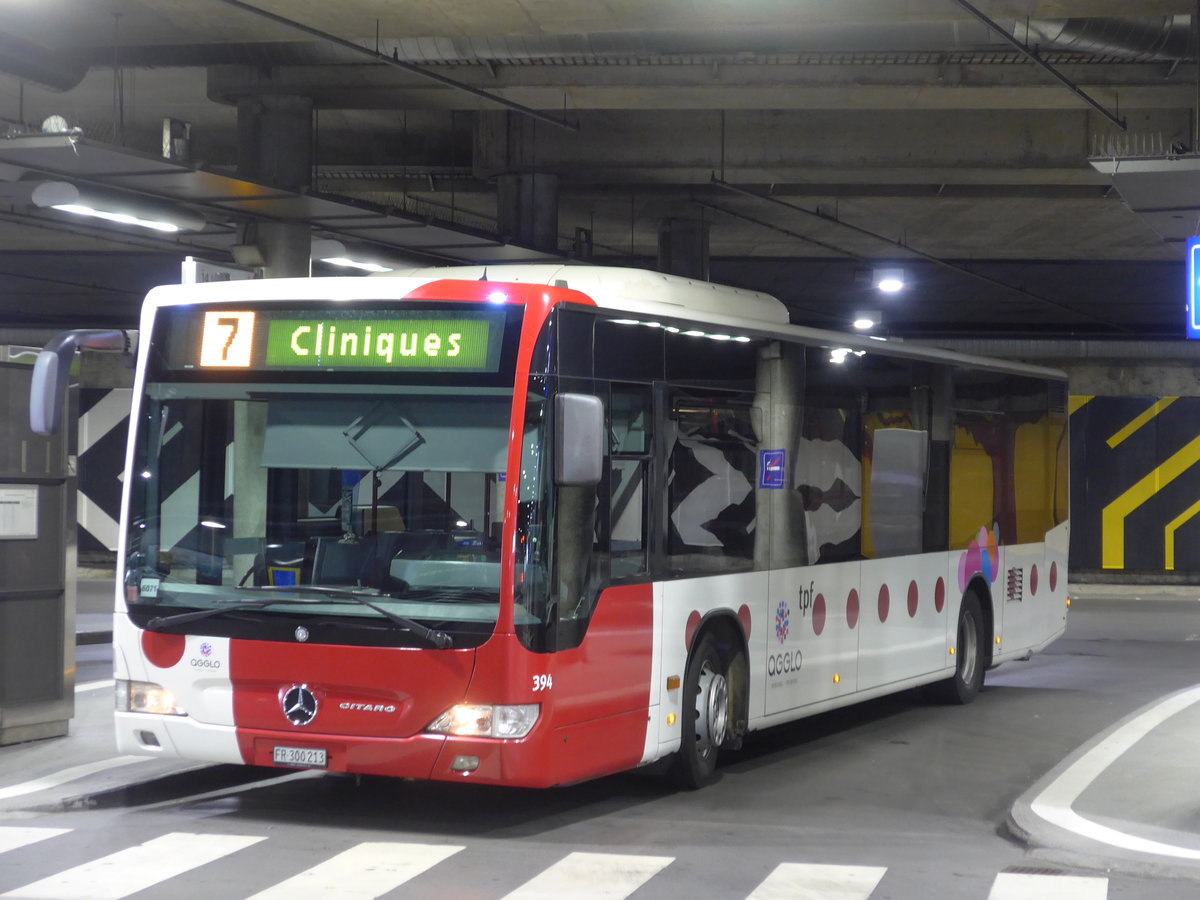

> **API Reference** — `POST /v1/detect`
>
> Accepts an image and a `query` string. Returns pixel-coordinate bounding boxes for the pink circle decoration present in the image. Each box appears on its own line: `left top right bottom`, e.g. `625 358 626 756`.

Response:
878 584 890 623
813 593 826 636
907 580 919 618
1030 564 1039 596
685 610 702 651
737 604 752 640
847 589 860 630
142 630 186 669
935 577 946 613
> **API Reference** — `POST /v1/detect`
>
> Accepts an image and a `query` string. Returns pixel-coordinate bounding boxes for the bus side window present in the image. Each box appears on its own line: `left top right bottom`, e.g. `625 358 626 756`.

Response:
609 385 652 579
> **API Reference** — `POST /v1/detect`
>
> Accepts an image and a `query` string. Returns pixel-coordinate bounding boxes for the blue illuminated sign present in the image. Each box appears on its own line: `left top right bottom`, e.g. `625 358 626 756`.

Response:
1188 237 1200 339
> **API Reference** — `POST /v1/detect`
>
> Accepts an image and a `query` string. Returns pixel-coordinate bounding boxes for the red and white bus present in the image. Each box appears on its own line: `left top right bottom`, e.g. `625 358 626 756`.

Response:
49 266 1069 788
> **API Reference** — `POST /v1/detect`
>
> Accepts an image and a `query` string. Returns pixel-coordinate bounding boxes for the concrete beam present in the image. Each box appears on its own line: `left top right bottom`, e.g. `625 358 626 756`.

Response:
209 62 1198 112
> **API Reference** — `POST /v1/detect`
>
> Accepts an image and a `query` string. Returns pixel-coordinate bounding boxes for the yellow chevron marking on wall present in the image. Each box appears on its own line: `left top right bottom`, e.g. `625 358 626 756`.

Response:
1068 395 1094 415
1103 433 1200 569
1106 397 1178 449
1164 498 1200 571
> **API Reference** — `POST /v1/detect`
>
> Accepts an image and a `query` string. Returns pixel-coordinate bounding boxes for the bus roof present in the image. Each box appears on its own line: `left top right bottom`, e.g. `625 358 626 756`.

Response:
383 264 791 325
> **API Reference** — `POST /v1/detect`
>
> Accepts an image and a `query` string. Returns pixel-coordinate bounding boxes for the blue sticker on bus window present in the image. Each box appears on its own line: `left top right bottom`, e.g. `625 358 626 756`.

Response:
760 449 786 489
269 567 299 586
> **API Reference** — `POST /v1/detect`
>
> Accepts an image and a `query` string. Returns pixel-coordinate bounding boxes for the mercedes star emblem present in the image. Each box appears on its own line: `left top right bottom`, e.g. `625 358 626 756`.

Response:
281 684 318 726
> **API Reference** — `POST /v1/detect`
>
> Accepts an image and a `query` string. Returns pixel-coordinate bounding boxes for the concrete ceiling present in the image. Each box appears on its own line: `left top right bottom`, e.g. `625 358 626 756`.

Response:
0 0 1195 338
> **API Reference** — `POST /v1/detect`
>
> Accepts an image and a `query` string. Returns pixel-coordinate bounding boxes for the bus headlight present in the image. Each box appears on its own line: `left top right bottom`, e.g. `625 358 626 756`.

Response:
116 679 186 716
426 703 539 739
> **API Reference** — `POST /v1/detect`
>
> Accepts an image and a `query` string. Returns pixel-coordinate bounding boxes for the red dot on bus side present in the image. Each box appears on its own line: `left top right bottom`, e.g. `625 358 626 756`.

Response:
935 577 946 613
142 630 186 669
907 580 918 618
847 590 860 630
1050 561 1058 592
685 610 702 651
878 584 890 623
737 604 752 640
1030 564 1039 595
813 594 826 636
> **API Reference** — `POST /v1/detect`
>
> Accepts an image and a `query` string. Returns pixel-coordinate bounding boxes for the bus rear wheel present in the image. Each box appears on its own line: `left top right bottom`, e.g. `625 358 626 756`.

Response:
672 632 732 789
930 592 985 704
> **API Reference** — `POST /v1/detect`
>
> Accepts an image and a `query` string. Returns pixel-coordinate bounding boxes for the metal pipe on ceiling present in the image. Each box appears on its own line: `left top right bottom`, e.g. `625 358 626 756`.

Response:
209 0 578 132
949 0 1127 131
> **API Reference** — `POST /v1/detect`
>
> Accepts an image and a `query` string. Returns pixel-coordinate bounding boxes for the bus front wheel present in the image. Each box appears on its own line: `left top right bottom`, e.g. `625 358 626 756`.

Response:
930 592 985 704
672 632 731 789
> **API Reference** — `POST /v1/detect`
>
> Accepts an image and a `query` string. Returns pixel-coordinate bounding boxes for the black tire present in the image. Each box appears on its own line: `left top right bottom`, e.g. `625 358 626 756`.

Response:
929 591 985 704
671 632 732 789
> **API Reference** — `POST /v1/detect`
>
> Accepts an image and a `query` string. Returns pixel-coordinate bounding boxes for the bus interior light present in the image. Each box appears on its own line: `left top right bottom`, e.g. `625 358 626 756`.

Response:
116 679 186 716
426 703 540 739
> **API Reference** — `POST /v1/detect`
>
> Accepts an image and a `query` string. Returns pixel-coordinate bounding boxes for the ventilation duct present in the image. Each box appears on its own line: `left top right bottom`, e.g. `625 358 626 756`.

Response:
1013 17 1193 62
0 33 88 92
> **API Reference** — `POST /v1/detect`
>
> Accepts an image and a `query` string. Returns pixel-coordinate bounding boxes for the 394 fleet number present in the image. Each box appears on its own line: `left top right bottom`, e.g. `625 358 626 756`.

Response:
532 674 553 692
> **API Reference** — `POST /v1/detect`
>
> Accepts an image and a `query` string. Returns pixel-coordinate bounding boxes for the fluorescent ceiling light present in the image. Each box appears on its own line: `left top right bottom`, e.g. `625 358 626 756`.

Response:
874 267 905 294
311 238 393 273
30 181 205 232
852 310 880 330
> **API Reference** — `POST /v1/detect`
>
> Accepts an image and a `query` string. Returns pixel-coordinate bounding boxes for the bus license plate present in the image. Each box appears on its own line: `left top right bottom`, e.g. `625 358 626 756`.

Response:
273 746 327 769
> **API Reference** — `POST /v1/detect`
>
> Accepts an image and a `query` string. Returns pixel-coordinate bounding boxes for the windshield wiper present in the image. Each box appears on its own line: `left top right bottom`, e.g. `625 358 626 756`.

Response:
147 586 453 649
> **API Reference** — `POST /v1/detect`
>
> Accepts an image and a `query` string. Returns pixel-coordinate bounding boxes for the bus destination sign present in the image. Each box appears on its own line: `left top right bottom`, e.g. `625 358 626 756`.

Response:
193 308 503 372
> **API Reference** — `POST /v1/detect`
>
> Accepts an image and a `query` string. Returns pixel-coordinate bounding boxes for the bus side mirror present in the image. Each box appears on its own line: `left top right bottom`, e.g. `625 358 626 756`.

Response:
554 393 604 487
29 330 127 435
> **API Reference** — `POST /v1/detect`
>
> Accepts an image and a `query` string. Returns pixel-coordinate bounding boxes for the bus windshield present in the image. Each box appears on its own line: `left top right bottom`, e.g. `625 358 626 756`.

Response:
124 381 513 648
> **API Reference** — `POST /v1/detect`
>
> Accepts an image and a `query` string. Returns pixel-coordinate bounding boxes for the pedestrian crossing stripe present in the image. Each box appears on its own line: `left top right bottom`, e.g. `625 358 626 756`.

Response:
747 862 887 899
0 826 1113 899
0 832 265 900
500 851 674 899
244 842 464 899
0 829 70 856
988 871 1109 900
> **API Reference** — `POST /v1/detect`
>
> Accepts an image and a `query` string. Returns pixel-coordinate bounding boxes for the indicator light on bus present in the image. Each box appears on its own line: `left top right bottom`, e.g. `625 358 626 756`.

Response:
666 675 681 690
486 291 508 304
426 703 540 739
667 713 677 726
832 674 840 684
995 636 1002 645
949 647 955 656
116 679 185 716
1066 596 1071 608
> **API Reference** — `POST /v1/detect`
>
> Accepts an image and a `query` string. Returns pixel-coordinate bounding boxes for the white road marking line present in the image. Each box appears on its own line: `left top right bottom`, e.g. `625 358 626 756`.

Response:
1028 682 1200 859
501 851 674 899
0 757 151 801
0 827 71 855
988 872 1108 899
74 679 114 693
746 862 888 899
1 832 265 899
245 841 464 899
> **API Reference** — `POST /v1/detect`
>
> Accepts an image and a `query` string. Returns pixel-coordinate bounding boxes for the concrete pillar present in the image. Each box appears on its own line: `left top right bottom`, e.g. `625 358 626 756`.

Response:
236 93 313 279
497 173 559 252
233 91 314 557
657 218 710 281
754 341 808 568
